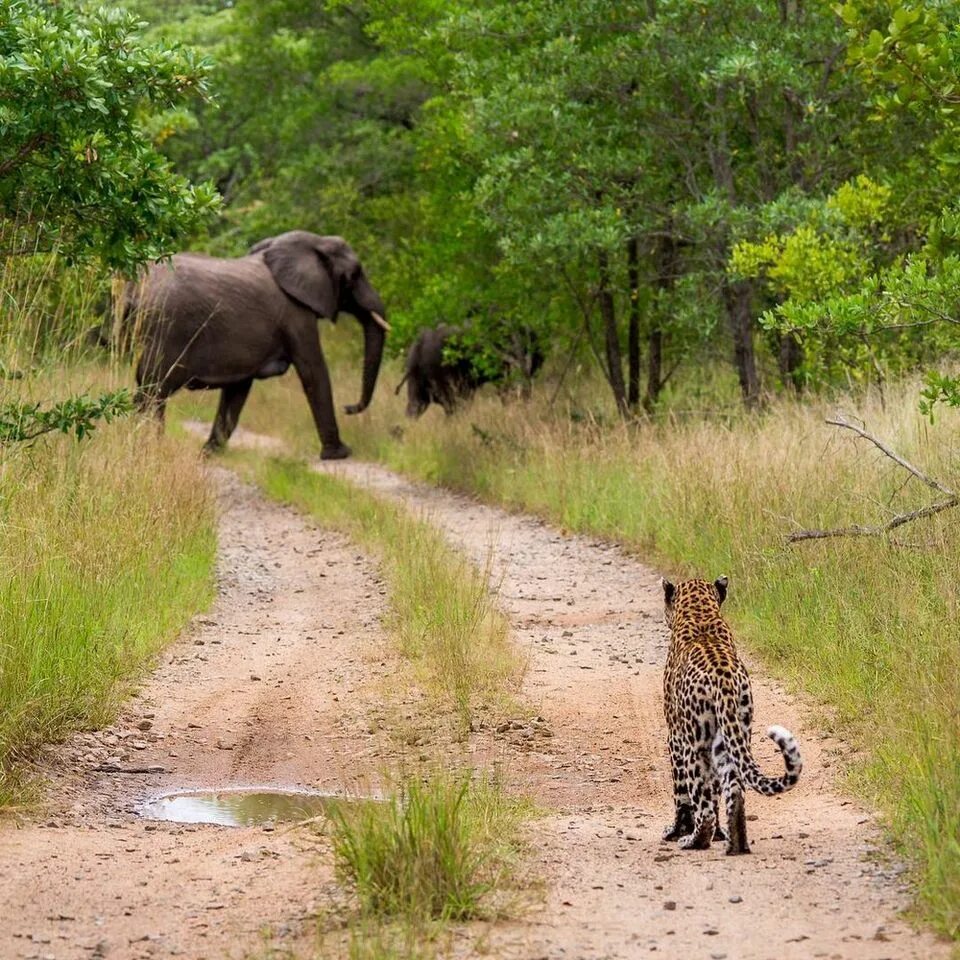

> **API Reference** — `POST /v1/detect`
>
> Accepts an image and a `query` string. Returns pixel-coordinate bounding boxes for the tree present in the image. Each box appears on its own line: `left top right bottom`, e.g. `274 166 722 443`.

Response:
731 2 960 407
1 0 220 442
0 0 219 270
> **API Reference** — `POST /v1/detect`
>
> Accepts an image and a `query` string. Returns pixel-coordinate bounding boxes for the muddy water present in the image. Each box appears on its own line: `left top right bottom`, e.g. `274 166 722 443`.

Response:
141 789 347 826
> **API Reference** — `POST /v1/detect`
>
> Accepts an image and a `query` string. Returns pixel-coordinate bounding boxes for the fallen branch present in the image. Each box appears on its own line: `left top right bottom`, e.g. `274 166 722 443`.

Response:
787 416 958 544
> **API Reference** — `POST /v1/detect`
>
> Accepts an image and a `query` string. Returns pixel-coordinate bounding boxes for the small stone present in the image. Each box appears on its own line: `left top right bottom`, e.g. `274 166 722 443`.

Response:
728 895 742 904
663 901 677 911
250 674 262 682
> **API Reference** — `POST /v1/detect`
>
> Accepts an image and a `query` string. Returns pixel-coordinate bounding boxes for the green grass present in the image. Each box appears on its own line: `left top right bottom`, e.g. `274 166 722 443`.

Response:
230 454 522 734
329 772 525 924
0 378 216 804
188 357 960 939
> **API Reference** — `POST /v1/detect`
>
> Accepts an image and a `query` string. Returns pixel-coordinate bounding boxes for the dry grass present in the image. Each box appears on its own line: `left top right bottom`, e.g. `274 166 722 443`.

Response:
173 330 960 937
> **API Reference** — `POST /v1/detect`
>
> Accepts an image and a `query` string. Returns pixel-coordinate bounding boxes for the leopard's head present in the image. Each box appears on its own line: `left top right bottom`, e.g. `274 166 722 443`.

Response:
661 575 728 629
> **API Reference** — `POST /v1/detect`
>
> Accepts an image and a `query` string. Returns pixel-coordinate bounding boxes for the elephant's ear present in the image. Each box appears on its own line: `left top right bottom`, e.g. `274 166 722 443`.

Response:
256 232 338 319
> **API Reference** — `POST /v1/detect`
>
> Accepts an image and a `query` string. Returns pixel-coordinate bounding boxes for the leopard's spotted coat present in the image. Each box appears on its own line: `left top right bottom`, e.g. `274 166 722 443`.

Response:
661 576 802 855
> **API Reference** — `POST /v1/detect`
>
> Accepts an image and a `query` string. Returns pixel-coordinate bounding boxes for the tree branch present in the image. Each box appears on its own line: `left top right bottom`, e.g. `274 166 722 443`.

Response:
825 416 955 497
787 497 958 543
787 417 958 544
0 134 48 177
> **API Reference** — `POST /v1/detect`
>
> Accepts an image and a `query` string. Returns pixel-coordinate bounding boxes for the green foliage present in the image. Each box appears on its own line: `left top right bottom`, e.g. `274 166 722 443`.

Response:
142 0 879 406
0 0 220 269
0 389 132 444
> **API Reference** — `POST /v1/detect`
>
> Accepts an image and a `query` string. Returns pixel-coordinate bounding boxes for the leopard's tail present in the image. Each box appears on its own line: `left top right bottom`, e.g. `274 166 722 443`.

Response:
716 705 802 796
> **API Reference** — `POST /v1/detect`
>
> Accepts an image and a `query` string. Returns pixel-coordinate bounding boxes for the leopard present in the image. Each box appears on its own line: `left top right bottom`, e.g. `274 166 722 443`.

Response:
660 575 802 855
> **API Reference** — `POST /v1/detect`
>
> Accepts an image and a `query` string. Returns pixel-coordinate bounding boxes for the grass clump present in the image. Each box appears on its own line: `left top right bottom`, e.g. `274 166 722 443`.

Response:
329 772 524 924
0 370 216 804
234 454 521 730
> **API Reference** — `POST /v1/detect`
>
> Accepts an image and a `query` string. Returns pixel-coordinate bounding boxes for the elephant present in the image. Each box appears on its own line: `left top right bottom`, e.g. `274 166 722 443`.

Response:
125 230 389 459
395 323 543 418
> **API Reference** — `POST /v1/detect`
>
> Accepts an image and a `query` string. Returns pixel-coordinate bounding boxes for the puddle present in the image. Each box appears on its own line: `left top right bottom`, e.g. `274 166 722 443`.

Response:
140 788 349 827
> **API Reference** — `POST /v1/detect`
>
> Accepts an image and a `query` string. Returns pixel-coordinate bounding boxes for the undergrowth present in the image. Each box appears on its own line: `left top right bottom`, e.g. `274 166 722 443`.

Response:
329 772 524 923
0 371 216 804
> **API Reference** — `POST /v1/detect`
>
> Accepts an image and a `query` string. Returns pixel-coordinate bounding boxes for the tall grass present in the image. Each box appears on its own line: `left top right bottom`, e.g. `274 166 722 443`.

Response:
232 454 521 732
188 352 960 938
0 388 216 803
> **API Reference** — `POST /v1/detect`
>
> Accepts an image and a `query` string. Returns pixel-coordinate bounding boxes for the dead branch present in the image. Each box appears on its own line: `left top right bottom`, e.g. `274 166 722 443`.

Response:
787 417 958 544
825 417 956 497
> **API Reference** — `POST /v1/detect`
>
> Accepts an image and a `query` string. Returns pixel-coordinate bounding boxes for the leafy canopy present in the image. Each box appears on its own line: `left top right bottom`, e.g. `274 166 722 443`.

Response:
0 0 220 270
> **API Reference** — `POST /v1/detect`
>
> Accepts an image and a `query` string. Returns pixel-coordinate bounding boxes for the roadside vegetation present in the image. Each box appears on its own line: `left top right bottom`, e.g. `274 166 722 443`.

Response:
230 451 522 734
0 2 221 804
0 368 216 805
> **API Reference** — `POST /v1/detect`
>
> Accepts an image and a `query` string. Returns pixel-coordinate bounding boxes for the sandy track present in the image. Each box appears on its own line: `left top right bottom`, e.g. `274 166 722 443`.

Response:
0 469 396 960
317 457 950 960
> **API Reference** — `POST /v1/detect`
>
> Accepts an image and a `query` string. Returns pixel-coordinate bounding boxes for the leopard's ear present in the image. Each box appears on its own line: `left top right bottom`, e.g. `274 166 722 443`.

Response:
714 575 729 605
661 577 676 605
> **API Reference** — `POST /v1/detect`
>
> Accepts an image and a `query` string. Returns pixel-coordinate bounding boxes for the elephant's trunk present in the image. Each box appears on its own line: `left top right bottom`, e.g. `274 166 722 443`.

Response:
355 313 386 413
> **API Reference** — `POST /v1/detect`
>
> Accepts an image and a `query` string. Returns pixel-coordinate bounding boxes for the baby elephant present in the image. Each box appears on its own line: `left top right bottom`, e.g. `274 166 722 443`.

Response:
396 324 542 418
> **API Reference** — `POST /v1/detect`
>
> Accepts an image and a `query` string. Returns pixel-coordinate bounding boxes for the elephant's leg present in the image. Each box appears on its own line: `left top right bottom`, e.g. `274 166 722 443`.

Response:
133 382 167 425
406 373 429 418
290 334 351 460
205 379 253 453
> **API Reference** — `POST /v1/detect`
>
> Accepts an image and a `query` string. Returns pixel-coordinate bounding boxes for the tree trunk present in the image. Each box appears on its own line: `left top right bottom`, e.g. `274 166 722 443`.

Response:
626 236 641 409
723 280 760 407
777 332 804 393
597 249 628 416
644 229 679 412
644 326 663 413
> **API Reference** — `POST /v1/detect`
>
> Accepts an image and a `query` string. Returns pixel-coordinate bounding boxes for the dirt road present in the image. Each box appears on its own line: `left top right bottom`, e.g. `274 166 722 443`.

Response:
0 469 398 959
317 457 950 960
0 438 950 959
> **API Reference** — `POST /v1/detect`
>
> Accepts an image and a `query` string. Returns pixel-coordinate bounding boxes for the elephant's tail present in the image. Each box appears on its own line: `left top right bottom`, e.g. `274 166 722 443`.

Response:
394 372 409 395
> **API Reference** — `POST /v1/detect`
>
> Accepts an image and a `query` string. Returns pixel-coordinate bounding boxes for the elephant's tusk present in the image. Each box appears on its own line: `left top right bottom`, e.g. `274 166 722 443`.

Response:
371 311 391 332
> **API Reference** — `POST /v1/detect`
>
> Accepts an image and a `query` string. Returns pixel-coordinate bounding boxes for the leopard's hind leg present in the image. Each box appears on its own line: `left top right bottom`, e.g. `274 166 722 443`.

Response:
678 748 715 850
713 729 749 855
663 730 695 841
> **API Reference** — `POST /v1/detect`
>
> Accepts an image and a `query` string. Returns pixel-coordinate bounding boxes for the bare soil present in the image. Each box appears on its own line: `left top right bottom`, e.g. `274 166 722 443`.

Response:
0 430 951 960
